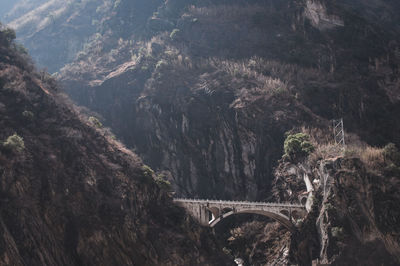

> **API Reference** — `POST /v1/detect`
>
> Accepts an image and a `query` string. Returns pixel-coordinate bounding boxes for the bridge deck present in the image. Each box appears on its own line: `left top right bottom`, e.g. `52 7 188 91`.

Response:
173 198 304 208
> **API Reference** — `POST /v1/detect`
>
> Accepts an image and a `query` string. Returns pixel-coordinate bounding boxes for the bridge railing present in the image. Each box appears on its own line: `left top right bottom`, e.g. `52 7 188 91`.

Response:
173 198 305 208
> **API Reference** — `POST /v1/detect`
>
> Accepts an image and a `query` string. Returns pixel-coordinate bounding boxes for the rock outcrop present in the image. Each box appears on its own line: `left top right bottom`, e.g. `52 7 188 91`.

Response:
273 152 400 265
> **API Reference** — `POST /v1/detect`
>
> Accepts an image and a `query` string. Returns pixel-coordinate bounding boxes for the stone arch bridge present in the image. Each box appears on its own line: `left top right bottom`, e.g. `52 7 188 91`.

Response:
173 198 307 232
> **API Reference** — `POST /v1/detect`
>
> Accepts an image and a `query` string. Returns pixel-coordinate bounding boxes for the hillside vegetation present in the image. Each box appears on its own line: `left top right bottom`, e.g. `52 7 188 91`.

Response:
0 23 229 266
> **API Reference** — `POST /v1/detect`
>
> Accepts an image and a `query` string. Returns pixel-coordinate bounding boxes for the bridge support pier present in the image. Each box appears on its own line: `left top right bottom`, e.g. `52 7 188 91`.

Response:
179 202 210 226
198 205 209 226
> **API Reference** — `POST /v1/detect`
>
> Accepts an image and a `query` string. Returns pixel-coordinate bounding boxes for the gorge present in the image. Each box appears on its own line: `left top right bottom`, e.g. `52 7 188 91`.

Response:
1 0 400 265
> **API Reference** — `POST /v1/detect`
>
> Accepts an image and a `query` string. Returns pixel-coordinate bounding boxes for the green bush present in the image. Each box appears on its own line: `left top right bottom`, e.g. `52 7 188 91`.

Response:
284 133 314 160
142 165 155 178
170 29 181 41
22 110 34 120
142 166 172 191
88 116 103 128
331 226 345 239
155 174 172 191
155 60 168 71
3 133 25 152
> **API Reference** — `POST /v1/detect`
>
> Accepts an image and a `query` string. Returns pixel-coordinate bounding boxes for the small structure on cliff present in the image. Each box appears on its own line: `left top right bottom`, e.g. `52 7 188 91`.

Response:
332 118 345 147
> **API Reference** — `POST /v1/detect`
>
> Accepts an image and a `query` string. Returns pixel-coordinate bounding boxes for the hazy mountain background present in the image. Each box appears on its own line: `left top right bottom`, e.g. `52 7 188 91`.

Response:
0 0 17 20
0 0 49 22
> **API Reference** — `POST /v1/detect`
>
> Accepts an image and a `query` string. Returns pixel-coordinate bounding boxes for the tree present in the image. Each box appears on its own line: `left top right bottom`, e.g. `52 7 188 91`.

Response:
88 116 103 128
170 29 181 41
0 25 16 46
283 133 314 161
3 133 25 152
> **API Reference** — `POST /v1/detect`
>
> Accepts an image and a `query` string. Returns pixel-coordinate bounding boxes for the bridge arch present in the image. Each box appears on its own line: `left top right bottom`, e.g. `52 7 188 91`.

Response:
209 209 295 232
172 198 306 233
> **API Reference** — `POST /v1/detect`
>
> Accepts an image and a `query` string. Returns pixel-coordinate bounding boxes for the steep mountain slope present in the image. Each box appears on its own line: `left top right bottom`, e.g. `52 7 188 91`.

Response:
0 0 48 23
6 0 111 72
50 0 400 200
0 26 230 266
0 0 17 20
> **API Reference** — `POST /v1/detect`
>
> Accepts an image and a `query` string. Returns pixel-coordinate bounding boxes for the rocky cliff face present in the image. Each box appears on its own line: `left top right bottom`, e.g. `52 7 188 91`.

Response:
52 0 400 200
0 28 230 266
272 147 400 265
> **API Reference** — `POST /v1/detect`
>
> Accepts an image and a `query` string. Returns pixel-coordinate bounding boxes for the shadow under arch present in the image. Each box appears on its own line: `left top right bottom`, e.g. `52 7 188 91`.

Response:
207 207 220 222
209 209 295 232
207 207 220 217
300 196 307 206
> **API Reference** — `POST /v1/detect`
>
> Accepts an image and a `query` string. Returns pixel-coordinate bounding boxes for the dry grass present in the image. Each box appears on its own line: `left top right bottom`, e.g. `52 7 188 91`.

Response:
298 126 385 170
343 145 385 170
187 4 270 23
360 146 385 167
300 126 332 145
308 143 344 163
298 123 389 172
307 139 386 171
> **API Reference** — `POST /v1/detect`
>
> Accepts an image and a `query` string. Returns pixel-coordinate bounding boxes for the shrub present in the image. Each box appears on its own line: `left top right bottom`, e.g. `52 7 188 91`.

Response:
3 133 25 152
295 218 304 227
142 165 154 178
155 60 168 71
113 0 121 9
0 27 16 46
324 203 334 211
384 163 400 176
88 116 103 128
383 143 400 164
155 174 172 191
15 43 28 55
359 146 384 168
271 87 287 96
76 51 86 61
22 110 34 120
222 247 232 255
142 166 172 191
170 29 181 41
331 226 345 239
284 133 315 160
